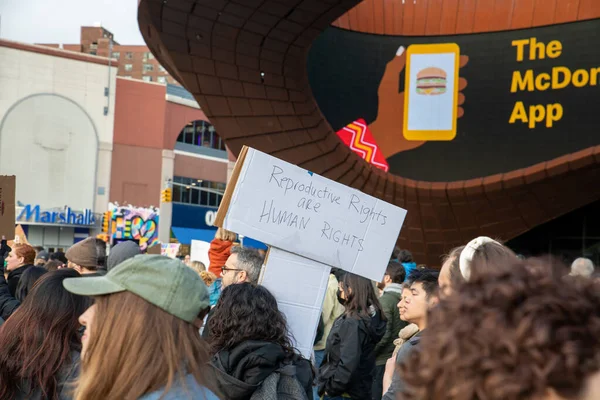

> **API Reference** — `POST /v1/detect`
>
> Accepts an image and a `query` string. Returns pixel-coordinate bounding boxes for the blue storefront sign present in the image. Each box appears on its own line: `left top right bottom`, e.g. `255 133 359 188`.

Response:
17 204 96 226
171 203 266 249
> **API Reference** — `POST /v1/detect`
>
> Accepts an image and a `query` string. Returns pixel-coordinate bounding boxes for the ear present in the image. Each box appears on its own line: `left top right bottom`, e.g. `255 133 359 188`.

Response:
237 270 248 283
428 295 440 308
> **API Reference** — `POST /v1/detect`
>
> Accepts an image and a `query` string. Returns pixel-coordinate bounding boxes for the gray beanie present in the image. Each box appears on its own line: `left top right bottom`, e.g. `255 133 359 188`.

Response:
107 241 142 271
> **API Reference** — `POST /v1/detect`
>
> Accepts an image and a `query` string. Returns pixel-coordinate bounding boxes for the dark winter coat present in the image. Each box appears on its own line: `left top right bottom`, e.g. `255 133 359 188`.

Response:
0 271 20 321
14 351 80 400
375 284 407 366
382 330 423 400
318 310 387 399
210 340 313 400
0 239 11 273
7 264 33 298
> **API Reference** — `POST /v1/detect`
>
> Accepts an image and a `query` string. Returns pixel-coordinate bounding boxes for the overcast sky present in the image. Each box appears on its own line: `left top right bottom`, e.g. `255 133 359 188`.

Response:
0 0 145 45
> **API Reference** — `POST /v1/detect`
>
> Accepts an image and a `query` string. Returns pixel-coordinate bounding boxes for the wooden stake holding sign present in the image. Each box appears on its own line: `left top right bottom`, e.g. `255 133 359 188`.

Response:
0 176 16 240
215 147 407 359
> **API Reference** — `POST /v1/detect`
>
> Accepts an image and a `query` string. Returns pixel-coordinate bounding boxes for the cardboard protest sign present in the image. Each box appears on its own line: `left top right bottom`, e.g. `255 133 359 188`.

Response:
146 243 162 255
216 147 407 281
7 225 28 247
190 240 211 267
161 243 181 259
259 247 330 360
0 176 16 240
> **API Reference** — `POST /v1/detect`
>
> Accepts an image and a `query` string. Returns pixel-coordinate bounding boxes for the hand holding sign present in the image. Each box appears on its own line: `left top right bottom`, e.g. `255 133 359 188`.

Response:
369 46 469 158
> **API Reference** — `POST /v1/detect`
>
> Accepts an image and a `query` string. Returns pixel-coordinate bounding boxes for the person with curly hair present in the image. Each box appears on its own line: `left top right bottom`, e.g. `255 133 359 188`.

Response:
400 258 600 400
208 283 313 399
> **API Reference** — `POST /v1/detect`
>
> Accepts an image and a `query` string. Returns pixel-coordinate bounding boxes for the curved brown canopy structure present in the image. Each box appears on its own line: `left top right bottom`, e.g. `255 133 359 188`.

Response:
138 0 600 265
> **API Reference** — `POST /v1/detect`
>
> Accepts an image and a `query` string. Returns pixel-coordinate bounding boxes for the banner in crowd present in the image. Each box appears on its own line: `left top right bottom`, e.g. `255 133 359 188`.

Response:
216 147 407 282
190 240 210 267
308 19 600 182
161 243 181 259
216 146 407 361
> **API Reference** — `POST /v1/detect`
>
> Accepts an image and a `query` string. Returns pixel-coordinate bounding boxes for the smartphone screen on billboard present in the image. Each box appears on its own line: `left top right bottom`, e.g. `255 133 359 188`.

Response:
403 43 460 141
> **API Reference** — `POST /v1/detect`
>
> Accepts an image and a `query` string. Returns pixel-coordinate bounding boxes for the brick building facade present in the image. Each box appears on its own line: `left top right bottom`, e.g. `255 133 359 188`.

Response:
39 26 178 85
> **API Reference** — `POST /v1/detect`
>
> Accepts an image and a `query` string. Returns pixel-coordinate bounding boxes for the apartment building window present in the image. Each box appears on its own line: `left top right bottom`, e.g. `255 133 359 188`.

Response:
143 51 154 61
124 64 133 72
159 65 166 72
157 76 167 84
176 120 226 151
112 51 120 59
143 64 154 73
125 52 133 59
172 177 226 207
143 76 153 82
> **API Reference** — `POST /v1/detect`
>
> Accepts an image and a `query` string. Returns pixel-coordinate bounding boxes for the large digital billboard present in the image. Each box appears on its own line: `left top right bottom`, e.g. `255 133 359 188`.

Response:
308 19 600 182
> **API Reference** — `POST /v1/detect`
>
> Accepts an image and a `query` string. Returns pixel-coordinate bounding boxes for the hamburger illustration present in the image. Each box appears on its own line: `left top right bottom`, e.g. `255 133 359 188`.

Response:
416 67 447 95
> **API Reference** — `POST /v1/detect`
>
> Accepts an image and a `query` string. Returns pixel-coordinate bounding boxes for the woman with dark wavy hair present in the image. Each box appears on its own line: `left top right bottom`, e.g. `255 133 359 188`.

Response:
401 258 600 400
208 283 313 399
0 269 90 399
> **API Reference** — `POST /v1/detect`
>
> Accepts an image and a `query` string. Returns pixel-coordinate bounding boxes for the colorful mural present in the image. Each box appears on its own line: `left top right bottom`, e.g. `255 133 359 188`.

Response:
106 203 159 250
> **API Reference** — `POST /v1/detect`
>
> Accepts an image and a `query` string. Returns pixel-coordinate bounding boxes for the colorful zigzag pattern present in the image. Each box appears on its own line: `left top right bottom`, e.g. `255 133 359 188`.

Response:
336 119 389 172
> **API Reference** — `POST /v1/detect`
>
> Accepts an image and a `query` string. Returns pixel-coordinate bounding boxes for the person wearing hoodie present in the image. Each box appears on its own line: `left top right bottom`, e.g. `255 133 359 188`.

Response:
372 262 407 400
4 243 36 297
208 283 313 400
317 272 387 400
382 269 439 400
63 255 220 399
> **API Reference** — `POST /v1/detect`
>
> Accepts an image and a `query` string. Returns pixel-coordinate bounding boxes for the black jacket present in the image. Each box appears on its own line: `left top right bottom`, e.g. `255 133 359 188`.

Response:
318 310 387 399
0 239 10 272
0 272 20 321
210 340 313 400
7 264 33 298
14 351 81 400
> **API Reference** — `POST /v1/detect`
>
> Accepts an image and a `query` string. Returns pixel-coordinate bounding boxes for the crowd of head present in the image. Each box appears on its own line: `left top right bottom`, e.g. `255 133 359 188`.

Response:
0 230 599 400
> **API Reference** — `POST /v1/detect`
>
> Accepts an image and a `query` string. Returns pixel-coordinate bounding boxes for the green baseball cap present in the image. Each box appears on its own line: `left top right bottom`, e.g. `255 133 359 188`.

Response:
63 254 209 323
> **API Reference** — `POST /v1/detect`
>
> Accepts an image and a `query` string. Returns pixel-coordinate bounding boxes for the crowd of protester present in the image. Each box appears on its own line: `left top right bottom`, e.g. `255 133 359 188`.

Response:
0 230 599 399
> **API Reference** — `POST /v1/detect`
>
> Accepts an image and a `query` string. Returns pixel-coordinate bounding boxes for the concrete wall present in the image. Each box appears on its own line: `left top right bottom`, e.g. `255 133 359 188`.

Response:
0 43 116 214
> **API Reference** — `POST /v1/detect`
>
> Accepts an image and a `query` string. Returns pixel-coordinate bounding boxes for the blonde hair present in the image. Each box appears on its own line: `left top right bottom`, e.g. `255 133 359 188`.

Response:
74 292 218 399
189 260 206 275
215 228 236 242
200 271 217 287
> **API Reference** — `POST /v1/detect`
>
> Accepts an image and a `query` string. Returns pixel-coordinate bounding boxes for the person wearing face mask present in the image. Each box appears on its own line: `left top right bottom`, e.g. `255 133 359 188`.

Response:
317 272 387 400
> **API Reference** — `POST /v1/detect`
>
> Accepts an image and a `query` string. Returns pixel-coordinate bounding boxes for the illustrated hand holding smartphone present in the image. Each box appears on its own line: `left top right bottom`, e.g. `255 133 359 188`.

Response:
368 45 468 158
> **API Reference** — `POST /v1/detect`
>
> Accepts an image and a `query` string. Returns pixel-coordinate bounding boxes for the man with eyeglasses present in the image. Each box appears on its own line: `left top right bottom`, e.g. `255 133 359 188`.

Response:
201 246 264 339
220 246 263 288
